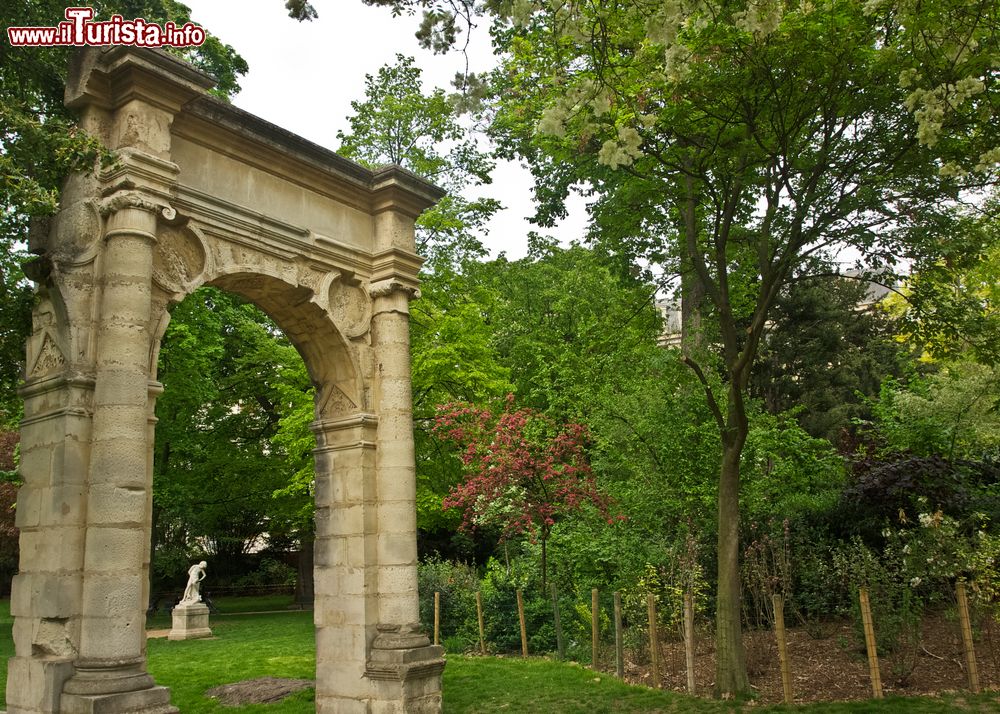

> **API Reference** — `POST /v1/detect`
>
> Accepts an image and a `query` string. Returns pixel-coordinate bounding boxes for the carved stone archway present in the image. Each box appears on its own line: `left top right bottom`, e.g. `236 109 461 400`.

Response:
7 47 444 714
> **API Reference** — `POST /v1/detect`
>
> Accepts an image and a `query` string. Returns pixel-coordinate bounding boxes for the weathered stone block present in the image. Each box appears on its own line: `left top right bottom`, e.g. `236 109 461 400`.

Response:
315 695 368 714
315 625 365 663
14 487 41 529
324 505 364 537
375 502 417 536
5 656 74 712
376 533 417 566
38 485 87 528
11 573 80 619
80 575 141 615
19 527 84 572
83 484 147 526
59 684 176 714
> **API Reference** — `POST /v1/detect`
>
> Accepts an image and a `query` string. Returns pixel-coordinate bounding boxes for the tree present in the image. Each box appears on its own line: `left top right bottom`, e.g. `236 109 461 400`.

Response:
359 0 480 54
472 238 664 420
336 53 499 269
751 276 912 444
480 0 998 694
891 203 1000 366
434 396 614 588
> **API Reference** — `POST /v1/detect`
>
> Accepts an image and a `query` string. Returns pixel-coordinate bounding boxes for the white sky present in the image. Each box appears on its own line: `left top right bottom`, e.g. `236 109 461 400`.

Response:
182 0 589 259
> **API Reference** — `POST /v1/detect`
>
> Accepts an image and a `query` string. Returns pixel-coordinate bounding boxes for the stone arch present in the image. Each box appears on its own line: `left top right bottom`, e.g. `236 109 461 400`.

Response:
159 267 366 421
8 46 445 714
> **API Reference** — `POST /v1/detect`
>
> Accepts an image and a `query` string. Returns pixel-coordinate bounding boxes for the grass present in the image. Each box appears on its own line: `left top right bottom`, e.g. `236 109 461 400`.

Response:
146 610 314 712
1 602 999 712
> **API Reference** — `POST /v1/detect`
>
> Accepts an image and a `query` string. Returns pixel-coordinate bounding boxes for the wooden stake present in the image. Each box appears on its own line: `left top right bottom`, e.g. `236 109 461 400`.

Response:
592 588 600 670
956 582 980 693
772 593 792 704
475 590 486 655
551 583 565 659
516 589 528 657
614 591 624 679
647 594 661 688
433 591 440 646
859 587 883 698
684 589 696 695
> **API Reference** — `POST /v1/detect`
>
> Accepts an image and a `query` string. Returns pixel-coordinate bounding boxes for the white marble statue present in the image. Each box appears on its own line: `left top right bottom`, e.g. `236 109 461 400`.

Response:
178 560 208 606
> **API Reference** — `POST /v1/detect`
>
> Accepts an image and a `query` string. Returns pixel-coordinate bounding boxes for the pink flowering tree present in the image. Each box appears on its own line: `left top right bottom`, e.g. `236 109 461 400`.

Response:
434 395 615 588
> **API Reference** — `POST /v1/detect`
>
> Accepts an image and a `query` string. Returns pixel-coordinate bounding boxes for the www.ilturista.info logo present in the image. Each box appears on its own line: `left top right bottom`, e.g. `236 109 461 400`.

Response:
7 7 206 47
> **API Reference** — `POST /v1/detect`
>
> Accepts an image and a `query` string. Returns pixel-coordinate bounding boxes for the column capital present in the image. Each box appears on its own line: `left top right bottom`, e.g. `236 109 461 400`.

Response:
99 189 175 220
369 279 420 302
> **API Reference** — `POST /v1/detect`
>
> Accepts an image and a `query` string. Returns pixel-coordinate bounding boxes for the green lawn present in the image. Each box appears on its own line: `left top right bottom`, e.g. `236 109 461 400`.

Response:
0 603 998 712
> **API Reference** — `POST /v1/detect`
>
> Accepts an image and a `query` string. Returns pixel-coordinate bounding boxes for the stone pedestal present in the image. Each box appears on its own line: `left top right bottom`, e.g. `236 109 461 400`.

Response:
167 603 212 641
365 624 445 714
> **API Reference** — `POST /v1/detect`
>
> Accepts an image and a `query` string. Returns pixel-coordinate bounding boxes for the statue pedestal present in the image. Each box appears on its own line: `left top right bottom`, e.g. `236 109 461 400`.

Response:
167 602 212 641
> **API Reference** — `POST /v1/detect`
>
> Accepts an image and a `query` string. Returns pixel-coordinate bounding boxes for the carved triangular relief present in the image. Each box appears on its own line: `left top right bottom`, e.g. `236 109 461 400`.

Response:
30 332 66 376
316 383 360 419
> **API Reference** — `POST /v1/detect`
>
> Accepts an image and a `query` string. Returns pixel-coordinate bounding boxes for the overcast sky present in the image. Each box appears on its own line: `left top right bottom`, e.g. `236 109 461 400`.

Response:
182 0 588 259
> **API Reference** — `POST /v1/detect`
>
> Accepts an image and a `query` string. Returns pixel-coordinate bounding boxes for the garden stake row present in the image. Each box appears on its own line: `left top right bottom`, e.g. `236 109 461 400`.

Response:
431 582 986 704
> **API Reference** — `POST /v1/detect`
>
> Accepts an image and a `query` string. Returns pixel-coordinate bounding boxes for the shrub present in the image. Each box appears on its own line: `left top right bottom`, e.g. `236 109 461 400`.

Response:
234 557 297 588
417 556 481 651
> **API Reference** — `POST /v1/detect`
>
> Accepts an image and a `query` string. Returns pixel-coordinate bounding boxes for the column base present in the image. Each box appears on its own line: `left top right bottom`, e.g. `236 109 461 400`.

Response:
364 624 445 714
167 603 212 641
60 663 177 714
59 687 177 714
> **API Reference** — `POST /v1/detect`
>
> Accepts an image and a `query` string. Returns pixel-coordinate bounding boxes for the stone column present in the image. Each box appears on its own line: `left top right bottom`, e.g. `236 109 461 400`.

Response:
7 373 92 714
312 415 379 714
369 278 421 627
366 209 444 713
59 195 176 713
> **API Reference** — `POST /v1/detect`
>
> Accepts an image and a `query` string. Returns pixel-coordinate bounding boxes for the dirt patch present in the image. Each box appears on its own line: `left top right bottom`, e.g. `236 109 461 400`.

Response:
205 677 314 706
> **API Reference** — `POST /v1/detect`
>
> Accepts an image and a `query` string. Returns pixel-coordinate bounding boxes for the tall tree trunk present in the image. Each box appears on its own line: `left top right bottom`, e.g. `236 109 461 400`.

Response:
714 396 751 697
541 533 547 591
680 253 706 357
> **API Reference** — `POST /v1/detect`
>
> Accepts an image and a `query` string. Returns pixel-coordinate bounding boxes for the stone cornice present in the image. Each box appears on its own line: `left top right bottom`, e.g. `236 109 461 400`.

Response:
66 46 215 113
176 97 445 220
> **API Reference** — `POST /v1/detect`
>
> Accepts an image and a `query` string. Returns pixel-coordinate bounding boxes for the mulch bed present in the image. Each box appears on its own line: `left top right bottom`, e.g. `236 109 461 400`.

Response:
612 614 1000 704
